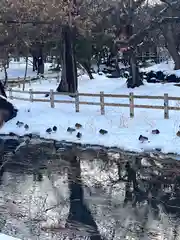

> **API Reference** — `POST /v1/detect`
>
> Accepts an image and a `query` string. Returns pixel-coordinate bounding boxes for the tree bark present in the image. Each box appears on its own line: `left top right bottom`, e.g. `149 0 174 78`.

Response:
162 24 180 70
23 56 28 91
128 54 142 88
0 81 7 98
80 61 94 79
3 64 8 88
57 25 77 94
56 33 68 92
32 56 38 72
31 43 44 75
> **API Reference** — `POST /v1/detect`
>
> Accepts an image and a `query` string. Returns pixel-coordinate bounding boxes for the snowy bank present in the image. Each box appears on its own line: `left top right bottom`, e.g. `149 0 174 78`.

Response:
0 234 20 240
0 73 180 154
0 60 180 154
141 60 180 77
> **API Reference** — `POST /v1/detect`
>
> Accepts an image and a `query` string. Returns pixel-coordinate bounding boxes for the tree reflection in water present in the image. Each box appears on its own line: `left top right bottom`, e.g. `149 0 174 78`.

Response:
67 155 102 239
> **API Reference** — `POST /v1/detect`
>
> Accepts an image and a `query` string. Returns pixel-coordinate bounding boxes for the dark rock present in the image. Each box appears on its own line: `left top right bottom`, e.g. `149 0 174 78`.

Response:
156 71 165 81
3 139 20 152
102 68 109 74
166 74 178 83
146 71 156 82
127 76 133 88
124 71 130 78
139 72 146 79
147 77 159 83
9 132 17 137
98 72 103 76
127 76 141 88
24 133 33 139
107 70 120 78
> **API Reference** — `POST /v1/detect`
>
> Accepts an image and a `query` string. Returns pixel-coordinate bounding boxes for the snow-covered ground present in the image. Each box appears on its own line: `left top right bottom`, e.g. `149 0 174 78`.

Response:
1 60 180 154
0 234 20 239
0 58 52 80
141 60 180 77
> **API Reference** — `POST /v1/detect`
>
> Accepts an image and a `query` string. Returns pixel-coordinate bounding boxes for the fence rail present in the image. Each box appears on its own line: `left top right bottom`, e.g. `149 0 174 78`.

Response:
2 72 60 87
7 88 180 119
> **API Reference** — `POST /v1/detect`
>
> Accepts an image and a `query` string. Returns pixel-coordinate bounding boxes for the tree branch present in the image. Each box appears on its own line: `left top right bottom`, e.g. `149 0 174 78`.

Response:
116 17 180 47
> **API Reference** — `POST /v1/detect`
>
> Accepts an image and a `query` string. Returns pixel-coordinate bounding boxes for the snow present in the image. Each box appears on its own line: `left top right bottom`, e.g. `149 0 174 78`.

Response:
0 234 20 240
0 57 52 80
141 60 180 77
1 60 180 154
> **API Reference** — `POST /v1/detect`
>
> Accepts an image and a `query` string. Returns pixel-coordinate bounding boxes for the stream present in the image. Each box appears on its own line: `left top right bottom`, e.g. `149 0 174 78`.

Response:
0 135 180 240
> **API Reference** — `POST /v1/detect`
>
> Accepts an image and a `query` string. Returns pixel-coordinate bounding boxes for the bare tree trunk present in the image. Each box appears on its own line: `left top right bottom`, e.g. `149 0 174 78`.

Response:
3 64 8 88
32 56 38 72
22 56 28 91
129 54 142 87
57 33 68 92
57 25 77 94
162 24 180 70
0 81 7 98
80 61 94 79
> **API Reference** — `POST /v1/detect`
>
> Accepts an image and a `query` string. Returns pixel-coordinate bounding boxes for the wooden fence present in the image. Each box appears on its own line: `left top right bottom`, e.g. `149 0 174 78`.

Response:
7 88 180 119
2 72 60 87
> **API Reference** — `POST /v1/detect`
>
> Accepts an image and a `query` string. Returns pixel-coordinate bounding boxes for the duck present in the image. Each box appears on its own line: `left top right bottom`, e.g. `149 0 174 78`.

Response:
152 129 160 134
99 129 108 135
46 128 52 134
139 135 148 142
76 132 82 139
24 124 29 130
52 126 57 132
16 121 24 127
176 131 180 137
75 123 82 129
67 127 76 133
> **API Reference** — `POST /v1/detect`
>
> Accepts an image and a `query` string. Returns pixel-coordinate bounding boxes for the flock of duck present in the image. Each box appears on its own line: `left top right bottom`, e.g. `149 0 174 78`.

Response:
139 129 160 143
15 121 108 139
139 128 180 143
13 121 180 144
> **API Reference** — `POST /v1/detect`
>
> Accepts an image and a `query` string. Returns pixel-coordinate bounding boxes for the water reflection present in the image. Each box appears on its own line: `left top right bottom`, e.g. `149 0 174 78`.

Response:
1 142 180 239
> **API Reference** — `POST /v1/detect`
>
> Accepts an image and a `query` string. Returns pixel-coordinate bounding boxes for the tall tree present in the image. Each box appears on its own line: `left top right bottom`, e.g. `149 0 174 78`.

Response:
57 25 77 94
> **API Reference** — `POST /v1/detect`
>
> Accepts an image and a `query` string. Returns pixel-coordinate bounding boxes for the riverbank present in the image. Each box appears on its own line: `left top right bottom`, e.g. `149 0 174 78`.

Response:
2 70 180 154
1 133 180 176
